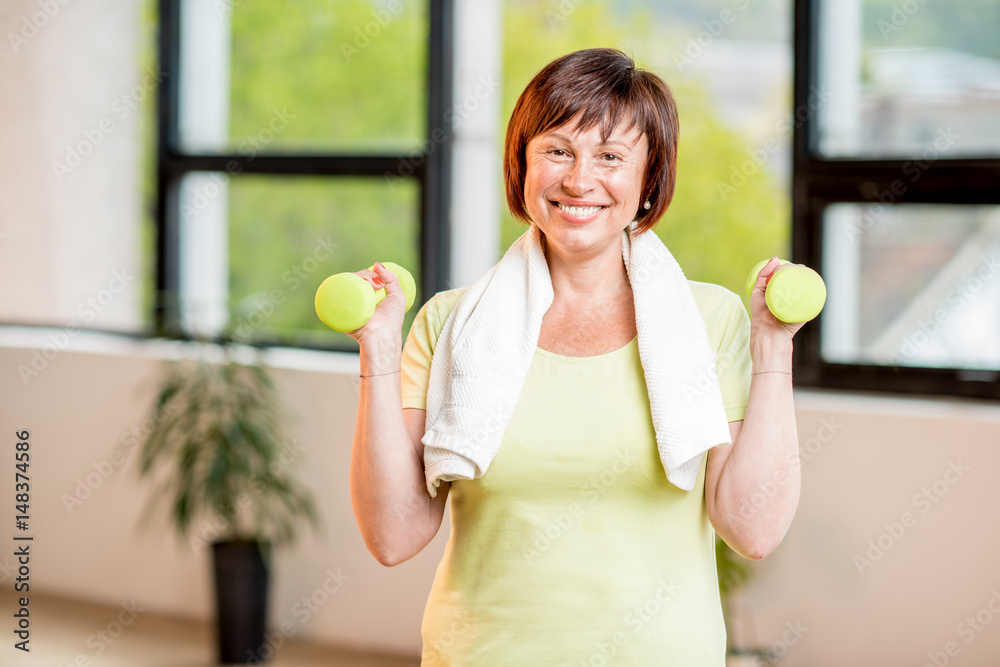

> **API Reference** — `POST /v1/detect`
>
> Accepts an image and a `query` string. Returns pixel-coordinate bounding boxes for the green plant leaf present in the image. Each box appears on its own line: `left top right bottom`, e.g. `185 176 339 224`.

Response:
132 342 320 548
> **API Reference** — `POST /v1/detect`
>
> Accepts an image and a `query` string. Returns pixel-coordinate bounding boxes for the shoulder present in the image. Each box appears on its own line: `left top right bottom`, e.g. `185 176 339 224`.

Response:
686 280 750 357
686 280 746 322
427 286 467 316
418 286 468 342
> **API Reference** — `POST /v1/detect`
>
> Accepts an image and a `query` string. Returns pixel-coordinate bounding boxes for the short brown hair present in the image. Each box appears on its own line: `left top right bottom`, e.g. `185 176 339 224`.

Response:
504 48 680 236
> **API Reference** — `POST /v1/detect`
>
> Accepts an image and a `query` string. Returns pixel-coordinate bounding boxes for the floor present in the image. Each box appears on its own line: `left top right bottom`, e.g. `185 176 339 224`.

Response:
0 590 420 666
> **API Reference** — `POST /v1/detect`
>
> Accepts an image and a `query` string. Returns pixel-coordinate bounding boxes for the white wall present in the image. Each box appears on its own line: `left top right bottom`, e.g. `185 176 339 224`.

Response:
0 0 145 332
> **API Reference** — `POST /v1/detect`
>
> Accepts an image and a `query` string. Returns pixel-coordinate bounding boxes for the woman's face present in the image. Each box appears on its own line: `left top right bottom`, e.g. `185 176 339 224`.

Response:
523 117 649 257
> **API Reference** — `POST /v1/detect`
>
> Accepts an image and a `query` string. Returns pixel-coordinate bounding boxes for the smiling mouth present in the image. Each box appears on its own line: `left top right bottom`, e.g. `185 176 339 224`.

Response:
555 202 606 218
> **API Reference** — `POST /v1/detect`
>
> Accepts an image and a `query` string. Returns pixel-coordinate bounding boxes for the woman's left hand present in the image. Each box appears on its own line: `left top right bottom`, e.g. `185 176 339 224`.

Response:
747 256 807 342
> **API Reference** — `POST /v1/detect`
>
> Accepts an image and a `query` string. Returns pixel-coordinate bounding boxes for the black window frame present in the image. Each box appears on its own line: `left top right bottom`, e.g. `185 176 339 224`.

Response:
792 0 1000 400
154 0 453 349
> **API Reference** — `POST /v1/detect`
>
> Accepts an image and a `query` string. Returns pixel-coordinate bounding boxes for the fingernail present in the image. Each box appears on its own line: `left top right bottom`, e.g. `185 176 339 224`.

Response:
375 261 385 271
372 277 384 288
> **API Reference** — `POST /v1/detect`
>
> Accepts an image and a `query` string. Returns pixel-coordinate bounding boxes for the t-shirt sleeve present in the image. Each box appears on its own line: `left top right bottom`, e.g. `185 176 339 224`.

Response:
400 300 437 410
400 288 464 410
711 290 752 423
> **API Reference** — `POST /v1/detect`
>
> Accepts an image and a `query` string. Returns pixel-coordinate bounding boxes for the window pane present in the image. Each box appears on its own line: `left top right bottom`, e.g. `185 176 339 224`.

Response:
226 176 422 347
178 0 428 154
821 203 1000 371
817 0 1000 158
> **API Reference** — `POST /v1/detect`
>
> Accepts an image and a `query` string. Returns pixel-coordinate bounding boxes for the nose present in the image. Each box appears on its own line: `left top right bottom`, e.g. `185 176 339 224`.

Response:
562 156 595 196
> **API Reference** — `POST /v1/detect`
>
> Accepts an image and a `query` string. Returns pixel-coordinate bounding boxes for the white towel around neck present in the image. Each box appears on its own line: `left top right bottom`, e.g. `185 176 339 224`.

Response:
421 219 732 497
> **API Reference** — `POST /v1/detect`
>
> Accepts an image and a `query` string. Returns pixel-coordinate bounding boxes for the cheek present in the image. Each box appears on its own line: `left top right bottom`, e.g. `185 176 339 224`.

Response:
610 170 643 202
525 163 556 199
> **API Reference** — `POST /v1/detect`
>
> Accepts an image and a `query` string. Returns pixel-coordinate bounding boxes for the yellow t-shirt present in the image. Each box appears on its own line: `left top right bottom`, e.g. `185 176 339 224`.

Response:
400 281 751 666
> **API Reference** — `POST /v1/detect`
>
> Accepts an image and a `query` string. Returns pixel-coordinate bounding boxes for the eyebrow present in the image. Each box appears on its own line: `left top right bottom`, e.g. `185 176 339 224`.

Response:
545 132 634 150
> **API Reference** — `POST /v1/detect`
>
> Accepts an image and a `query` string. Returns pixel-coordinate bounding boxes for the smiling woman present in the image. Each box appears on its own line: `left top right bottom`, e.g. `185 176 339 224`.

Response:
349 48 803 666
504 47 679 234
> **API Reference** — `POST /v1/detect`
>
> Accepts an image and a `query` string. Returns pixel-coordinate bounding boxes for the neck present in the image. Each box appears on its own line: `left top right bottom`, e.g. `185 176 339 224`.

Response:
541 232 630 304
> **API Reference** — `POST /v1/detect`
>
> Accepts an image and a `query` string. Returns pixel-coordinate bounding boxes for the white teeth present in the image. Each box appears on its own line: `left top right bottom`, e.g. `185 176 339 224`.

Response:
557 203 603 217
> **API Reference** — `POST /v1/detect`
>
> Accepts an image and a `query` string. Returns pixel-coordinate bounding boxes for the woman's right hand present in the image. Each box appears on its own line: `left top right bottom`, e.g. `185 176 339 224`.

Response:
345 261 408 347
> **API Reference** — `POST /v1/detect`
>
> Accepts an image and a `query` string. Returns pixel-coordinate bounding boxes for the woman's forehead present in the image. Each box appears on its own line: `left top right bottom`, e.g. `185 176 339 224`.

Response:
534 117 645 146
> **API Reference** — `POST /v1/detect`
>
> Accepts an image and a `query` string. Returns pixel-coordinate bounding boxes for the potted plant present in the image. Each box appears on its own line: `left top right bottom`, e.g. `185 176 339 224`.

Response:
136 338 319 665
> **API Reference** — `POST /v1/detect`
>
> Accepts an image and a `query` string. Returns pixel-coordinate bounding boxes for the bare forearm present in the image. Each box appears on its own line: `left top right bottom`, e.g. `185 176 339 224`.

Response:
349 334 437 565
713 338 801 559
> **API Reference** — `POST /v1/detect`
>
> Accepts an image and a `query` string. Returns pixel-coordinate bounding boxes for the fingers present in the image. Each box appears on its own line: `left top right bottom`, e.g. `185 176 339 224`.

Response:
370 262 400 293
360 271 384 290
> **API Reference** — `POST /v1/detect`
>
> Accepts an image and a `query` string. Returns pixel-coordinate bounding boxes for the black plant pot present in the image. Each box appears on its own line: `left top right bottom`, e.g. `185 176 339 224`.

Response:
212 540 270 665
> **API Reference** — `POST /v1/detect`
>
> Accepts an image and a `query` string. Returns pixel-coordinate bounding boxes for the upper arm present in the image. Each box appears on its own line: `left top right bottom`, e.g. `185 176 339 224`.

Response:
698 285 751 516
403 407 450 529
705 420 743 521
398 291 463 547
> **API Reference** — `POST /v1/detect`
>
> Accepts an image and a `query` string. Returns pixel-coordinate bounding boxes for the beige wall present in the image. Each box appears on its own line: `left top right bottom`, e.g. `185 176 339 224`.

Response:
0 335 447 658
729 393 1000 666
2 336 999 662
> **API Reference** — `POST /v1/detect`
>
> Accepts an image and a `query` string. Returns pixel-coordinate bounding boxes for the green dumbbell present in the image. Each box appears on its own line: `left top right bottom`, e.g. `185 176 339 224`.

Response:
314 262 416 332
745 258 827 324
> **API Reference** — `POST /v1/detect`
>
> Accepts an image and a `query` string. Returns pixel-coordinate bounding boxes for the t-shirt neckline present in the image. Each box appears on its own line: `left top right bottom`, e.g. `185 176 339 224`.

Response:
534 334 638 364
